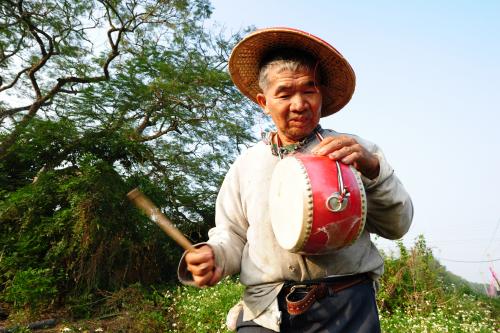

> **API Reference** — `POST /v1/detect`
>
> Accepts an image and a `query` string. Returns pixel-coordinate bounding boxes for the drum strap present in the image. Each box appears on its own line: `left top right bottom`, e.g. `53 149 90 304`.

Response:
314 130 349 209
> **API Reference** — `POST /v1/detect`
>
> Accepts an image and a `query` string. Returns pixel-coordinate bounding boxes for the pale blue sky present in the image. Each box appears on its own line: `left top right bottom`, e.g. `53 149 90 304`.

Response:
208 0 500 284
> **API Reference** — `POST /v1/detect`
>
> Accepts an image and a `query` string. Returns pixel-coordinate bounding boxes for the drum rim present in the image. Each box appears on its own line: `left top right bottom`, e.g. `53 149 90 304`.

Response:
341 165 367 249
290 157 314 252
269 157 314 252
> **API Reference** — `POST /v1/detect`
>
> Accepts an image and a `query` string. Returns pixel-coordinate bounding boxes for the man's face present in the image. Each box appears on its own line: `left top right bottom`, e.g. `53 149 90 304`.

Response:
256 66 322 146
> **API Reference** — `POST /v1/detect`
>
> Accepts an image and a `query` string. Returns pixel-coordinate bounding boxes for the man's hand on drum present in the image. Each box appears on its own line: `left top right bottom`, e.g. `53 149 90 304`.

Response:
312 135 380 180
185 245 222 287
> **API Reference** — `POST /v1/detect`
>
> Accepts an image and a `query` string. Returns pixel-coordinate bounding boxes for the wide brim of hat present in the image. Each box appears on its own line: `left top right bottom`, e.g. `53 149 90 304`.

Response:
228 27 356 117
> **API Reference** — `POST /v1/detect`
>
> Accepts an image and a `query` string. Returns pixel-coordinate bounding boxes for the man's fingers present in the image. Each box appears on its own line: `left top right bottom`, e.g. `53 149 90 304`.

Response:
340 151 362 165
313 135 335 149
186 252 213 265
312 135 381 181
188 260 214 287
192 271 213 287
207 267 223 286
187 261 213 276
327 145 359 161
191 266 222 287
312 137 339 154
312 135 355 155
332 148 380 179
183 245 222 288
185 248 214 265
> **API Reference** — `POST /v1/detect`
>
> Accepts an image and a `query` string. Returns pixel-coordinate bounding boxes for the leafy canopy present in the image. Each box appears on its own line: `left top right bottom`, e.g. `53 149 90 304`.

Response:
0 0 260 308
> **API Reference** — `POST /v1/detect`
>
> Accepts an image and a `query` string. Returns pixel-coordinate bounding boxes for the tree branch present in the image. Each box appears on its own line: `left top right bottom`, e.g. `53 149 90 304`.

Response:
18 0 48 57
135 110 152 134
16 1 56 99
0 0 189 158
59 88 81 95
0 30 27 67
0 101 52 117
136 119 181 142
0 67 29 92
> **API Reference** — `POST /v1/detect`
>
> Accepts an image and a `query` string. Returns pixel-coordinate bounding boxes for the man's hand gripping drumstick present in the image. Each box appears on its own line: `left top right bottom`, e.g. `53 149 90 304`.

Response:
127 188 222 287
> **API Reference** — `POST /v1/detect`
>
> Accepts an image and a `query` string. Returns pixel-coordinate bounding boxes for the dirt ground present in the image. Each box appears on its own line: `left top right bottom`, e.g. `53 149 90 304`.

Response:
0 313 139 333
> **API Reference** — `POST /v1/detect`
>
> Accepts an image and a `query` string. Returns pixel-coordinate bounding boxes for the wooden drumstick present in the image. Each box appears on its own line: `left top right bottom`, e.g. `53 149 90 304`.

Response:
127 188 194 251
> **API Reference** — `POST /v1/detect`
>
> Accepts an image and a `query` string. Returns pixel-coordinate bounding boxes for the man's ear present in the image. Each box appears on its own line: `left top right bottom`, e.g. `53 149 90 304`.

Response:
256 93 269 115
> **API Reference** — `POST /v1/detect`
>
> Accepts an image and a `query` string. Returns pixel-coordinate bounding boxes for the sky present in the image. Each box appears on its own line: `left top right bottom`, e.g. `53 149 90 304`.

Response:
208 0 500 284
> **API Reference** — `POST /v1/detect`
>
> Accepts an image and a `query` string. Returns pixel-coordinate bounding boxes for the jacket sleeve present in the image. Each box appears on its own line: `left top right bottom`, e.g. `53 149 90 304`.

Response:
355 136 414 239
177 158 248 285
206 159 248 276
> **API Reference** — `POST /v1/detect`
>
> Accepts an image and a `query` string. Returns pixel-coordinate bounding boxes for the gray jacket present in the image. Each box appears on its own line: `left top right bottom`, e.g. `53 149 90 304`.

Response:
179 127 413 331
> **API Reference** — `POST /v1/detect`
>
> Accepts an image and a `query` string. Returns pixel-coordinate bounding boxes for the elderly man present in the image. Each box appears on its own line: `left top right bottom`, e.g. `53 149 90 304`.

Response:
178 27 413 332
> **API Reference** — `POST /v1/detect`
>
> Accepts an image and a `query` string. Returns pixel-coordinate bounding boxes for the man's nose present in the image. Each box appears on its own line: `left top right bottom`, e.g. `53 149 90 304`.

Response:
290 94 308 112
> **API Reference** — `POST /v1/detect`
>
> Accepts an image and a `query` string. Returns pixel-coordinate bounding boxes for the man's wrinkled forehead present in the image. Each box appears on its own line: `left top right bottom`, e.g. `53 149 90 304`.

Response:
275 79 317 91
267 68 319 93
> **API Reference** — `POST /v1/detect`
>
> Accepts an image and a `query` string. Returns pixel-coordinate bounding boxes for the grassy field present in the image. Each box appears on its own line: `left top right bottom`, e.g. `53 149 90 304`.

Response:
1 276 498 333
1 239 499 332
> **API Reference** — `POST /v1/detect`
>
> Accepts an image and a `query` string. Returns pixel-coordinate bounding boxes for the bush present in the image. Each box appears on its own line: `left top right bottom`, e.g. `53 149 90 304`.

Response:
378 235 499 332
0 153 184 308
2 268 57 309
378 235 446 313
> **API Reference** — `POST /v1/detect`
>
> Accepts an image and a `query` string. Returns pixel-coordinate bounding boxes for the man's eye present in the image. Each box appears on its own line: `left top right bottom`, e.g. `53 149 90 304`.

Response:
277 94 290 99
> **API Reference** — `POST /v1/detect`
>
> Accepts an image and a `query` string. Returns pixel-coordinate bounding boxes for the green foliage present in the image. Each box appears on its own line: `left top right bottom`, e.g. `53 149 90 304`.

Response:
3 237 499 332
2 268 57 309
378 235 446 313
380 302 498 333
103 253 497 333
64 28 257 230
0 149 183 303
377 235 499 332
0 0 212 103
0 0 258 311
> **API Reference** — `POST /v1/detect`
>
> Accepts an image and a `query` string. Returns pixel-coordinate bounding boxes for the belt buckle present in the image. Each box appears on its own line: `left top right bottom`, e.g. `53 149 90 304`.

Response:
286 284 313 303
285 283 325 316
289 284 309 294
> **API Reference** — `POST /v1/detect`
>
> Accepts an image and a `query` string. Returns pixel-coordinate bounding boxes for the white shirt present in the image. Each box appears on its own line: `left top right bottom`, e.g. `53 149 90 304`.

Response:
179 128 414 331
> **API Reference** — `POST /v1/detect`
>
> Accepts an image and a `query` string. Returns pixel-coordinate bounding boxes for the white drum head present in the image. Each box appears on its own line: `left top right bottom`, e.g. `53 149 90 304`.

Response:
269 157 313 252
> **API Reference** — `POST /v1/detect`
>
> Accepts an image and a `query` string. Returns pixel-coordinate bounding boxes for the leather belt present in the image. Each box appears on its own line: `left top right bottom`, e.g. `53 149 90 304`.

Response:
283 273 370 315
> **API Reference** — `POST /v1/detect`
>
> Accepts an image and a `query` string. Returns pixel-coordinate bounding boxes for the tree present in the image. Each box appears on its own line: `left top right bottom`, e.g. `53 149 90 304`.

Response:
0 0 213 155
0 0 258 308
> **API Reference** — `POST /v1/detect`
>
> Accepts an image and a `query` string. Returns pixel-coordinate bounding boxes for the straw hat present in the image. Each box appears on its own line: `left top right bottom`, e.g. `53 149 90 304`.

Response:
228 27 356 117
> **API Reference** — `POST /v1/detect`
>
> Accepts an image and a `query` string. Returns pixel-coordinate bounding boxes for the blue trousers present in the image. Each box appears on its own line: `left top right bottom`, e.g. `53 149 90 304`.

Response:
236 280 381 333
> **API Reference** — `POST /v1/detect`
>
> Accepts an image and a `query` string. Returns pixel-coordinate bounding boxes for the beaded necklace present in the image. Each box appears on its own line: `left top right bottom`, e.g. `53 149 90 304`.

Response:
263 125 323 159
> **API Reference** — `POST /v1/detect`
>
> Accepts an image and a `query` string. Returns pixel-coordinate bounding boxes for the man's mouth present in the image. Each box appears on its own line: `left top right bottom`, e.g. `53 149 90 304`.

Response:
289 117 310 125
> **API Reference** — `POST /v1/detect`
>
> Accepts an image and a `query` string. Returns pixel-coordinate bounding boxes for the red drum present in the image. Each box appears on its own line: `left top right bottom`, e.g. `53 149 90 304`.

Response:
269 153 366 255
